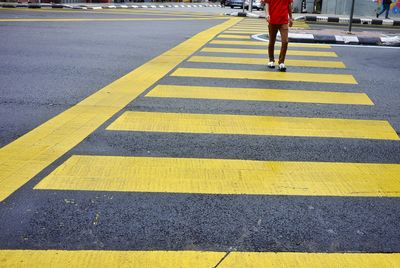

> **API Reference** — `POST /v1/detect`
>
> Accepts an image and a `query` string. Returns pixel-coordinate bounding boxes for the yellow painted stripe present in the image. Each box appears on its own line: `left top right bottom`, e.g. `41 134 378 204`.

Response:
106 111 398 140
224 30 264 34
228 27 266 31
229 27 314 31
2 250 400 268
171 68 357 84
233 25 265 28
236 21 266 25
0 250 224 268
35 155 400 197
210 40 332 48
189 55 346 68
202 47 338 57
217 34 252 39
229 26 266 30
146 85 373 105
222 252 400 267
0 17 221 22
0 18 241 202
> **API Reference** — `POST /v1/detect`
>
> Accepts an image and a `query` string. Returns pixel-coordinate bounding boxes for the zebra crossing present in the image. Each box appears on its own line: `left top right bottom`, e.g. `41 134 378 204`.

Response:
2 18 400 266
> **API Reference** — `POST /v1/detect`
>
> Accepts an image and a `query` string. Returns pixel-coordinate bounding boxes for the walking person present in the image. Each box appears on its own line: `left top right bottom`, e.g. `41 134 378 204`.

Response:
377 0 392 19
263 0 293 72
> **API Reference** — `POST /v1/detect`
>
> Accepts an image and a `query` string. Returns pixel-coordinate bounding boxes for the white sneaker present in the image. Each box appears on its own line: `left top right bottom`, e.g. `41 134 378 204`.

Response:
278 63 286 72
267 61 275 69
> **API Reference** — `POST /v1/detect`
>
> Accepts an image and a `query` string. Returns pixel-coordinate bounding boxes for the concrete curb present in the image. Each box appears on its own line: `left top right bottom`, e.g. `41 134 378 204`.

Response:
0 3 222 9
225 11 265 18
252 33 400 47
225 12 400 28
299 15 400 27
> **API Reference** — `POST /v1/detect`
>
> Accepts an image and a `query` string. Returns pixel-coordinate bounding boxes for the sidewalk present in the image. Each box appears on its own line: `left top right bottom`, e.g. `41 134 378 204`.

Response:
226 11 400 47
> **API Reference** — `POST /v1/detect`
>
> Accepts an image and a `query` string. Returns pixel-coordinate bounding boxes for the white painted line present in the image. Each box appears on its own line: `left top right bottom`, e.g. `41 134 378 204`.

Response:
316 16 328 22
381 35 400 45
383 19 394 25
251 34 266 42
288 33 315 40
341 35 359 44
361 18 372 24
335 35 345 42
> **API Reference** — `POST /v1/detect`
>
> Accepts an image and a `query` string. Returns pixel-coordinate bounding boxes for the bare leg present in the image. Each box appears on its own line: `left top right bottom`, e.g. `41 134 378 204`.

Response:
278 24 289 64
268 24 278 62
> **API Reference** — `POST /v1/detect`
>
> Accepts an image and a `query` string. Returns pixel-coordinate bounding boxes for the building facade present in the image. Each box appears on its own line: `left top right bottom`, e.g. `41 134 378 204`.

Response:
293 0 400 17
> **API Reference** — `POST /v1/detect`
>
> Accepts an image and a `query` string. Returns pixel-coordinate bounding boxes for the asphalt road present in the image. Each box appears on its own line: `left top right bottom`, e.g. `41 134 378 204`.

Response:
0 6 400 266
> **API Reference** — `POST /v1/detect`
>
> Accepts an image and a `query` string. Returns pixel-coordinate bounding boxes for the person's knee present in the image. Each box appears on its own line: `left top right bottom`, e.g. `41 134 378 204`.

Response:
281 40 289 46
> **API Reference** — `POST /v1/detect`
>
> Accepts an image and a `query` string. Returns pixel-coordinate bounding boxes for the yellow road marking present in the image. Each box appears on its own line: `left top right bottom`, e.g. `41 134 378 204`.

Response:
222 31 251 35
202 47 338 57
222 252 400 267
226 27 310 33
107 111 397 140
229 26 266 30
217 34 252 39
0 17 221 22
237 21 265 25
0 17 241 202
0 250 225 268
146 85 372 105
210 39 332 48
228 26 266 30
35 155 400 197
2 250 400 268
225 29 264 33
189 55 345 68
171 68 357 84
224 30 264 34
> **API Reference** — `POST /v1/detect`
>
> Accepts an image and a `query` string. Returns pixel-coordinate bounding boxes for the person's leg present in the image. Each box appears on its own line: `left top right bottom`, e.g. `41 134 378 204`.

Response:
377 4 386 17
268 24 278 63
278 24 289 64
385 4 391 18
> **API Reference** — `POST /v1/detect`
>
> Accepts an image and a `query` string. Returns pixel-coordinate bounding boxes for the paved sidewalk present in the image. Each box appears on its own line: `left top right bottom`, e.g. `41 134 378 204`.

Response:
226 11 400 46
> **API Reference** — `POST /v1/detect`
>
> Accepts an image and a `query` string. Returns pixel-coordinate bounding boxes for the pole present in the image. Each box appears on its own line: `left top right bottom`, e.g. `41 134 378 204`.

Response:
249 0 253 13
348 0 356 33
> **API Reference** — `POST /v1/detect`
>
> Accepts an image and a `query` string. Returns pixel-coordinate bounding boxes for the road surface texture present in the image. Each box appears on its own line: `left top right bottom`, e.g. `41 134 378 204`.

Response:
1 6 400 267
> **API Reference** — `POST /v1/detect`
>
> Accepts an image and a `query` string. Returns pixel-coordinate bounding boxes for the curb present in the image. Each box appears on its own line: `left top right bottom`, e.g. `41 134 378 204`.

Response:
299 15 400 27
252 33 400 46
0 3 222 9
225 11 265 18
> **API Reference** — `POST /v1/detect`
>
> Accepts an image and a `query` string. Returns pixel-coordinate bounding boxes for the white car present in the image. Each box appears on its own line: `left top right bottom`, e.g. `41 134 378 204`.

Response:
244 0 265 10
